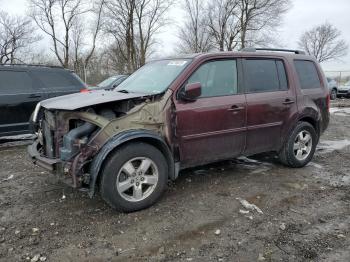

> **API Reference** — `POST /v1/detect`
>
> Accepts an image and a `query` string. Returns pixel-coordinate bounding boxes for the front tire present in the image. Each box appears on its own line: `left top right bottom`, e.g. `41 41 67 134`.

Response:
100 142 168 212
279 122 317 168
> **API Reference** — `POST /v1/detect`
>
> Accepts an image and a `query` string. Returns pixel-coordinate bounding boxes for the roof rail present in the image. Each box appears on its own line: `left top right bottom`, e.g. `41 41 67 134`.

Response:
241 48 306 55
0 63 64 69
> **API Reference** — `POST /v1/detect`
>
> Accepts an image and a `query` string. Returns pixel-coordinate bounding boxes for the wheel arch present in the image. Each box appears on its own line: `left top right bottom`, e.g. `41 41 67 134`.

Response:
298 116 319 135
88 129 176 197
279 111 320 153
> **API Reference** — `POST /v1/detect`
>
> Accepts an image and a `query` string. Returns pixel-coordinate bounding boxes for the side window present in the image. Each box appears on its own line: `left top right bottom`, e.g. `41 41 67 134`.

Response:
294 60 322 89
31 70 83 90
244 59 282 93
0 71 34 94
187 60 238 97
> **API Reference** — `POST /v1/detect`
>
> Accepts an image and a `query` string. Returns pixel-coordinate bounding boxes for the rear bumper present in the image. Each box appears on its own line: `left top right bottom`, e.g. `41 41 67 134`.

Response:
27 140 62 171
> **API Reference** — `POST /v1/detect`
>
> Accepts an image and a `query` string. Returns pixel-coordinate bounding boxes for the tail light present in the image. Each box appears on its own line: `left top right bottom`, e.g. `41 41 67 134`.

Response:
80 88 90 93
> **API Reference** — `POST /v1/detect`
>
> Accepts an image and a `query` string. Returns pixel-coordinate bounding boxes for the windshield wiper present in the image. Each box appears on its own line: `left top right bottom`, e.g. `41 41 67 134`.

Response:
117 89 130 93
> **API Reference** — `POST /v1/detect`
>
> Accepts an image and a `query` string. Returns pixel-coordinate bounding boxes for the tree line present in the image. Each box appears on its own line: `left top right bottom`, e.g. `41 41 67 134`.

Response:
0 0 348 84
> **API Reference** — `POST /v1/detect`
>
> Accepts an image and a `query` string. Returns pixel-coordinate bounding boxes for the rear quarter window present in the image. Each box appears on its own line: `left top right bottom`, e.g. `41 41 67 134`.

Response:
294 60 322 89
31 70 85 90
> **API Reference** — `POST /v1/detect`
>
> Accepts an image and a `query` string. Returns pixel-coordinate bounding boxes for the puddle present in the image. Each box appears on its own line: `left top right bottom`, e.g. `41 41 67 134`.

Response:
284 182 308 190
249 166 271 174
317 139 350 154
236 156 262 164
307 162 323 169
233 156 273 174
329 107 350 116
314 171 350 187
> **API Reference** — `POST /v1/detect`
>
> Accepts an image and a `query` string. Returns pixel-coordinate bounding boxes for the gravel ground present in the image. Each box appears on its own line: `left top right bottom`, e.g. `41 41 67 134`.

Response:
0 99 350 262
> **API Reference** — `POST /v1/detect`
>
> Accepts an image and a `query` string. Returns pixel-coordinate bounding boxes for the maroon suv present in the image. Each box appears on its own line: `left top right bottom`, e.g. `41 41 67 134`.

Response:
28 48 330 212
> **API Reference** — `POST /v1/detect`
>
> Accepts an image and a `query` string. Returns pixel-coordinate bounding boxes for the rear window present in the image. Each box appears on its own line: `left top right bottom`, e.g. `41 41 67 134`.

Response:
0 70 34 94
31 70 85 90
294 60 322 89
244 59 288 93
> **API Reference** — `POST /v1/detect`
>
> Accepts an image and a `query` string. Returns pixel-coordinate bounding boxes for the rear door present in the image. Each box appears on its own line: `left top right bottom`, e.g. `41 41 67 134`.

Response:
243 58 298 155
175 59 247 167
0 69 46 136
29 69 86 98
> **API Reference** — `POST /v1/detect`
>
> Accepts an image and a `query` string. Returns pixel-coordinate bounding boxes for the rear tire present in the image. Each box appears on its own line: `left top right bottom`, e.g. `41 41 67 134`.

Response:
278 122 317 168
100 142 168 212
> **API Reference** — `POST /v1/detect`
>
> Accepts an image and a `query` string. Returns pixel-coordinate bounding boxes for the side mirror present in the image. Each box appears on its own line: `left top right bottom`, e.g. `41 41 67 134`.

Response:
180 82 202 101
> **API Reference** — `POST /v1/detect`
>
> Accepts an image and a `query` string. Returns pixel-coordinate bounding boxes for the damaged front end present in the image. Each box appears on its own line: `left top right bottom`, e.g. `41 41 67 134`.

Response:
28 90 174 194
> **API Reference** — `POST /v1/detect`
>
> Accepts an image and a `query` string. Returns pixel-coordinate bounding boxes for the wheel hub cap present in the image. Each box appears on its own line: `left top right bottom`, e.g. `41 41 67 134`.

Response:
293 130 313 161
116 157 159 202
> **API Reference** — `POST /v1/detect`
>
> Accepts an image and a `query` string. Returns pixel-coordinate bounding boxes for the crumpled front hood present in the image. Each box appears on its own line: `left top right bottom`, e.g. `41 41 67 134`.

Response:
40 90 149 110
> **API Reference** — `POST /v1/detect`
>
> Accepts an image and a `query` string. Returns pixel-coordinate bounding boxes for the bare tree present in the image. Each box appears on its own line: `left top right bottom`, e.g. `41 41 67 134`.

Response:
237 0 290 49
70 0 105 81
206 0 239 51
104 0 173 73
104 0 137 73
298 23 348 63
177 0 213 53
202 0 290 51
29 0 104 71
0 11 41 64
135 0 172 65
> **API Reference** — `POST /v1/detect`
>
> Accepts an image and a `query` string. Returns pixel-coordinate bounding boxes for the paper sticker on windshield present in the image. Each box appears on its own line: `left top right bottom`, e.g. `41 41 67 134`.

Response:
167 60 188 66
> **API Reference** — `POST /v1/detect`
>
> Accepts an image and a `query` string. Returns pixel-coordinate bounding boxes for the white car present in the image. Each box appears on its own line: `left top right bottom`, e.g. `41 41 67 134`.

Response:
337 81 350 98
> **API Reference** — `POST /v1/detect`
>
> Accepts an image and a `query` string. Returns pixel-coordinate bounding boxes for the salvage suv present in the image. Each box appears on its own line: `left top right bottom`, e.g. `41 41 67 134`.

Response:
28 48 330 212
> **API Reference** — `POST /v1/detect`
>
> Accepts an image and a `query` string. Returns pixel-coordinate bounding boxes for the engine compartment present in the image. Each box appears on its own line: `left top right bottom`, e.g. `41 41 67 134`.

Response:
35 90 173 189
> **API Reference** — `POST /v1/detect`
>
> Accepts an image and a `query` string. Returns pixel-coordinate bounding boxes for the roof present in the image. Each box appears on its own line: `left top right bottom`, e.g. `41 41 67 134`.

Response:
0 64 65 70
162 48 312 61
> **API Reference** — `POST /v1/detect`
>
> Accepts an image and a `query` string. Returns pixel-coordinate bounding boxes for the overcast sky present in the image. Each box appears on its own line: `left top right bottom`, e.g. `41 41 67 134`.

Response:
1 0 350 73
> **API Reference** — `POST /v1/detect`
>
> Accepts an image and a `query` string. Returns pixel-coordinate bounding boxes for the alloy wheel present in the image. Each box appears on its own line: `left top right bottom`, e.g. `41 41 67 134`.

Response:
116 157 159 202
293 130 313 161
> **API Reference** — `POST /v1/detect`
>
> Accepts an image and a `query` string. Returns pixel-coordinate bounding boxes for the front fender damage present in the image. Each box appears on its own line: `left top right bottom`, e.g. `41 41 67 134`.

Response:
58 90 174 192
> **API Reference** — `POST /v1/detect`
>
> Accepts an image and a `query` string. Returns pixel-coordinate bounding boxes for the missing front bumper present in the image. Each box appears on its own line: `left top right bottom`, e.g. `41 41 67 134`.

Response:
27 140 62 171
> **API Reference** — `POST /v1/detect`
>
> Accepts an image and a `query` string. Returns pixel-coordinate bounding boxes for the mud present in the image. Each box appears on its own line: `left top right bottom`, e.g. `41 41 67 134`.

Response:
0 100 349 261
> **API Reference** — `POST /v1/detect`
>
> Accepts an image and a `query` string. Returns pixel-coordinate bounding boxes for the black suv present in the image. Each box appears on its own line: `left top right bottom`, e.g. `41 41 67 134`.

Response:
0 65 86 137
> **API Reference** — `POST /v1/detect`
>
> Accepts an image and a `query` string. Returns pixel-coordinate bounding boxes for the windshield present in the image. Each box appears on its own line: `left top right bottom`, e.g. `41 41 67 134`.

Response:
98 76 118 88
345 81 350 86
115 59 191 94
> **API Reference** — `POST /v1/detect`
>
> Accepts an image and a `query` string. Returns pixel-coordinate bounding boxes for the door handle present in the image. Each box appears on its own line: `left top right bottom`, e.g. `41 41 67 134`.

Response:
228 105 244 112
283 98 295 105
28 94 42 99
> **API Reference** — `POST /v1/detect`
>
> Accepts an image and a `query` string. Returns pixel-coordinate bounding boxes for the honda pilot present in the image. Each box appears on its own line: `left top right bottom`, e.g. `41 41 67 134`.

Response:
28 48 330 212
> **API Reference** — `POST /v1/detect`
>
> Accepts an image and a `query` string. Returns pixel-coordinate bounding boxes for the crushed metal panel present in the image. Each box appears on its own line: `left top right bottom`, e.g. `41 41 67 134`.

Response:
40 90 151 110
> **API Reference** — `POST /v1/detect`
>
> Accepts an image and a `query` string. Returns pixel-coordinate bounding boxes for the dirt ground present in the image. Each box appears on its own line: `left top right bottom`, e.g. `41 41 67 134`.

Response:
0 100 350 262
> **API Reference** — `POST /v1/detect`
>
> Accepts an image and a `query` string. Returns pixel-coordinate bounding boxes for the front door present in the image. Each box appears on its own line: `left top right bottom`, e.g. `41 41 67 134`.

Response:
242 58 298 155
175 59 246 167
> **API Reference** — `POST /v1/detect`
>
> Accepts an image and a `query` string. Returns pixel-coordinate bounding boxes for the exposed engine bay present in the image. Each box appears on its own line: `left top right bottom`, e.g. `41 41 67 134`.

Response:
33 89 174 190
